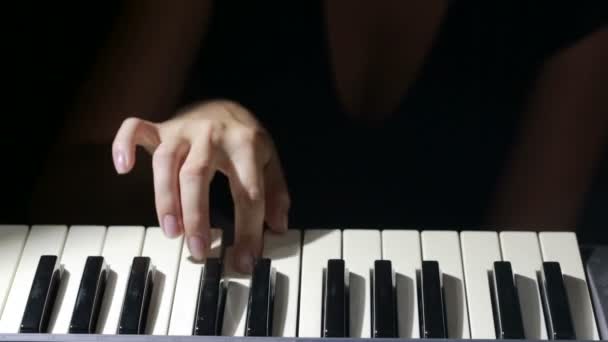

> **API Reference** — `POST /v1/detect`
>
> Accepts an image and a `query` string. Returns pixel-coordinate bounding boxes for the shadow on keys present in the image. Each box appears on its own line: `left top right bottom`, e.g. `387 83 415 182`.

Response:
515 274 544 339
272 272 289 337
47 269 71 332
222 280 249 336
146 270 166 334
443 273 465 338
95 269 118 333
564 274 598 340
348 272 365 337
395 272 415 337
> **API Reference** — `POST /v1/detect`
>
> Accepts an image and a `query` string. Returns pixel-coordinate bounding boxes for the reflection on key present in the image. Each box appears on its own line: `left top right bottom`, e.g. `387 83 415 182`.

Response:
0 225 28 320
245 258 274 336
194 258 224 336
372 260 396 338
96 226 145 334
539 232 599 340
49 226 106 333
492 261 524 339
421 231 469 338
343 230 381 338
499 232 547 339
69 256 108 334
263 230 301 337
0 225 67 333
20 255 63 333
420 260 446 338
118 257 154 335
460 231 501 339
221 247 250 336
382 230 421 338
168 229 223 336
323 259 347 338
540 262 575 340
298 230 342 337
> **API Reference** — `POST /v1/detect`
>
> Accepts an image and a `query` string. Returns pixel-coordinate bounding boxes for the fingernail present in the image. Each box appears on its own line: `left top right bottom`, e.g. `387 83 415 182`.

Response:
188 235 206 260
162 215 179 238
237 251 254 274
114 150 127 173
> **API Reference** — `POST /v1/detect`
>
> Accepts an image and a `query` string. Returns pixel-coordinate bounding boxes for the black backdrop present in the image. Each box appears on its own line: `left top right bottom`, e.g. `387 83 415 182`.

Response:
3 1 607 244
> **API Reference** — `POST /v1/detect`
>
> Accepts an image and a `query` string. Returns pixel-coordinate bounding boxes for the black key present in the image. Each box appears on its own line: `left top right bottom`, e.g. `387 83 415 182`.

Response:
373 260 397 337
194 258 225 336
323 259 347 337
491 261 524 339
540 261 575 340
69 256 108 334
20 255 63 333
118 256 154 335
419 260 446 338
245 258 274 336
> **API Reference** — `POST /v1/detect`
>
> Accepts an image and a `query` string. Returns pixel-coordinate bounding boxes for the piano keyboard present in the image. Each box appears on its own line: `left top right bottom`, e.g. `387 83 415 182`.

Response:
0 225 606 341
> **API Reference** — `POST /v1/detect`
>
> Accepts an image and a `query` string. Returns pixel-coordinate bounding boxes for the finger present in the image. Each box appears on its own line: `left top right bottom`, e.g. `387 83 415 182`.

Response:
152 140 189 238
112 117 161 174
264 153 291 233
179 138 215 261
229 145 265 274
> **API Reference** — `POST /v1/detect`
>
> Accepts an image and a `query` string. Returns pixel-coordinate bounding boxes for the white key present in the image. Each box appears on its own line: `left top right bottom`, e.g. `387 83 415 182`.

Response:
221 247 250 336
263 230 301 337
49 226 107 333
343 229 381 338
298 229 342 337
381 229 421 338
539 232 599 340
0 225 28 320
460 231 501 338
168 229 223 336
141 227 184 335
96 226 145 334
421 230 470 338
0 225 68 333
499 231 547 339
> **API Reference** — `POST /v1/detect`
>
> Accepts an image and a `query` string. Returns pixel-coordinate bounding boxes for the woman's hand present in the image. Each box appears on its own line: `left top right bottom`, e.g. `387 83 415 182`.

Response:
111 100 290 273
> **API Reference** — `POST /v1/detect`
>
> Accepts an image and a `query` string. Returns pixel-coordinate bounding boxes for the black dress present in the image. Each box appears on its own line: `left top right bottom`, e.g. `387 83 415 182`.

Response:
179 0 608 230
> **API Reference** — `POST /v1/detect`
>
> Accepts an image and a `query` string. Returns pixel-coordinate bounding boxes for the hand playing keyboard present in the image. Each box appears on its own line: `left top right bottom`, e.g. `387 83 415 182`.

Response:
111 100 290 273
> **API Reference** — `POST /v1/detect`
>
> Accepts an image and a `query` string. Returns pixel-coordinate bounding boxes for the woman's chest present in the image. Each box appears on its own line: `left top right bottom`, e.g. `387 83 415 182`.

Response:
324 0 448 122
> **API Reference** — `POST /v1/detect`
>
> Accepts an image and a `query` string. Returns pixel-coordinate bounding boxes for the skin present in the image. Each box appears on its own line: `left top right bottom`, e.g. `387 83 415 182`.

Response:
43 0 608 273
112 101 290 273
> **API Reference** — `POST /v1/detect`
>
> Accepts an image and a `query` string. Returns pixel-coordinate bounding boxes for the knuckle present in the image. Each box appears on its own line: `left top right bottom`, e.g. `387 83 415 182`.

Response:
207 120 226 135
248 186 264 202
179 160 212 180
233 186 249 204
237 187 265 211
277 192 291 210
123 116 142 127
195 120 214 136
154 192 176 212
152 144 178 167
187 119 225 146
235 127 266 147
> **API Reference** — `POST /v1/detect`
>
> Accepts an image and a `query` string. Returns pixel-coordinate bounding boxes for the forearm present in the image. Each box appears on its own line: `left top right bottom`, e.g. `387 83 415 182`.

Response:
60 0 213 145
489 28 608 230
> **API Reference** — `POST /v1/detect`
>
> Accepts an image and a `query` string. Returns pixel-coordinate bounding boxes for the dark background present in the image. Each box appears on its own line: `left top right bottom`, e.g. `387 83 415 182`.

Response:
2 2 607 244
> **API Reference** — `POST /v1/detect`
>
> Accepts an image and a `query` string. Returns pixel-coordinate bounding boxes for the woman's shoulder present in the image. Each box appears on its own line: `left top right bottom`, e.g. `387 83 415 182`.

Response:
462 1 607 61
